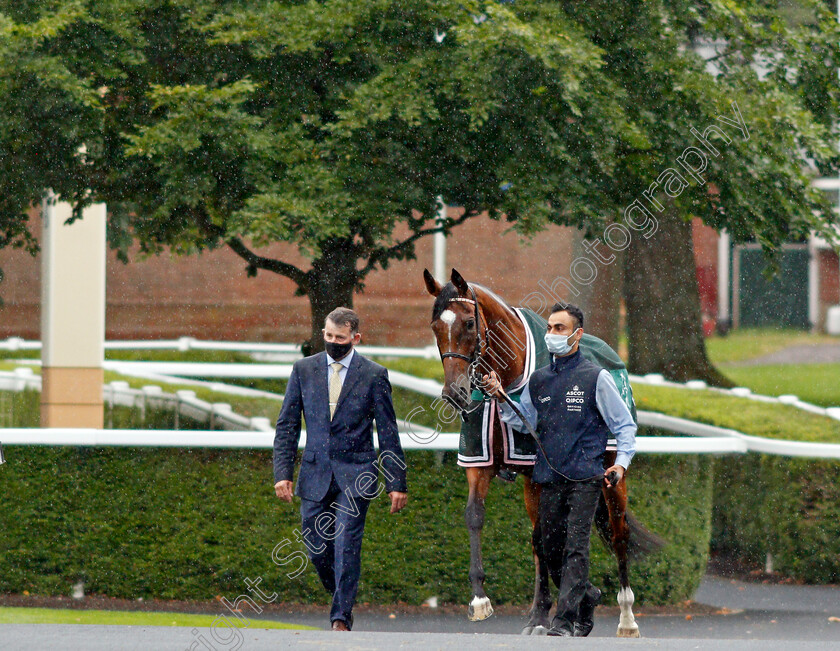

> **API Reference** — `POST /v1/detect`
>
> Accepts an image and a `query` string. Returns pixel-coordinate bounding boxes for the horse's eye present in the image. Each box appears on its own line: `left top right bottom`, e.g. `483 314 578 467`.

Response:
466 319 475 329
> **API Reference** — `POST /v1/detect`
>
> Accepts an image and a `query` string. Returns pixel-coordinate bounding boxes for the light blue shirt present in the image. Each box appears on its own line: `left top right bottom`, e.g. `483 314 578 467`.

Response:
326 347 355 389
498 366 637 469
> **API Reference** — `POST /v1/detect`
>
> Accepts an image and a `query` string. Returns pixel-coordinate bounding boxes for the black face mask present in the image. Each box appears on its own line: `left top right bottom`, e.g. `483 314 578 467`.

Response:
325 340 353 360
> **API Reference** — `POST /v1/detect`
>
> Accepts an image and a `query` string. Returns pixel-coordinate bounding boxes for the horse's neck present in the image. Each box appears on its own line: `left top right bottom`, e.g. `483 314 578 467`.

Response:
477 289 527 388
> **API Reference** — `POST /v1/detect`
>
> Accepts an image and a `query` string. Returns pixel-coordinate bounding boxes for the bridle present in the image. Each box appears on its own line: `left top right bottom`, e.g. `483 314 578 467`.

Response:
436 285 491 415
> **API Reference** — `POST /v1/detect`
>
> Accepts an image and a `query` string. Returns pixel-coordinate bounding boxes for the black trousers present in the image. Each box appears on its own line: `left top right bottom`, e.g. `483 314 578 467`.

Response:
537 476 602 632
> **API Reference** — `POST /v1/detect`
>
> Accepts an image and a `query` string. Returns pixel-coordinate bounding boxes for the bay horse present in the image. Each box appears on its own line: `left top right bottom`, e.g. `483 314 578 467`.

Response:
423 268 662 637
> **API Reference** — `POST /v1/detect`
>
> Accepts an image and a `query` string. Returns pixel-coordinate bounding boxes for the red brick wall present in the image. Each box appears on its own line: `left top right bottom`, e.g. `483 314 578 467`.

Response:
6 208 774 344
0 209 577 345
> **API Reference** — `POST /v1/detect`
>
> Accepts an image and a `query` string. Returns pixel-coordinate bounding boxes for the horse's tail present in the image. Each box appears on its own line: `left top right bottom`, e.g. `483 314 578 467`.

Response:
594 495 666 560
625 510 667 559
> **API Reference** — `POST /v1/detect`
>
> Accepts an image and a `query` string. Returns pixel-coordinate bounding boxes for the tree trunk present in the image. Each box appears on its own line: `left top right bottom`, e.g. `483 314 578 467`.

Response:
623 202 732 387
571 229 623 351
303 240 360 356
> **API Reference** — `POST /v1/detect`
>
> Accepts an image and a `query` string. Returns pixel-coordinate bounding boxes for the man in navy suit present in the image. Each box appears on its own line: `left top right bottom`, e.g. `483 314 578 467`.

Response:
274 307 408 631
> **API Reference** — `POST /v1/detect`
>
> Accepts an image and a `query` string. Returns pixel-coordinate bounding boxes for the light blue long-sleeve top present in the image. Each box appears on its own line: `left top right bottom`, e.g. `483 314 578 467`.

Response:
498 367 637 469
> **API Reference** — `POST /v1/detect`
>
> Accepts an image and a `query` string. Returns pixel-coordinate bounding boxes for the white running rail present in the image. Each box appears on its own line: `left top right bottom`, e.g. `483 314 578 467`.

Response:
4 361 840 457
0 428 746 454
0 336 440 359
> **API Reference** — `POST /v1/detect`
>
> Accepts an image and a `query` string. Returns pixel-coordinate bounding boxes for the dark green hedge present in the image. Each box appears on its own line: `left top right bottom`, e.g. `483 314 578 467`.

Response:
0 444 713 606
712 454 840 583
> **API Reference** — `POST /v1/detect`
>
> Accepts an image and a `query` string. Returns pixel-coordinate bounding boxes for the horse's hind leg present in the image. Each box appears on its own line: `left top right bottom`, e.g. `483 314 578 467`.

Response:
465 467 494 621
605 478 641 638
521 475 551 635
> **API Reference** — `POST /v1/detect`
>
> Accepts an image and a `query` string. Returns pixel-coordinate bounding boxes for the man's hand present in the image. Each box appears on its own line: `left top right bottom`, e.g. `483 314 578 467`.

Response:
604 465 625 488
275 480 294 502
388 491 407 514
481 370 505 400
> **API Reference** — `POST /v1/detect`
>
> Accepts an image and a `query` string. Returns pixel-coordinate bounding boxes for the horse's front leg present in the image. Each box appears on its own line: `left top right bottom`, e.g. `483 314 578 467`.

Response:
605 476 641 638
465 467 494 621
521 474 551 635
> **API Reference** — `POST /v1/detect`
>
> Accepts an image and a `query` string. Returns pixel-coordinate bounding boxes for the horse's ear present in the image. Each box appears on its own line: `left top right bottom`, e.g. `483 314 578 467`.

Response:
451 268 470 296
423 268 442 297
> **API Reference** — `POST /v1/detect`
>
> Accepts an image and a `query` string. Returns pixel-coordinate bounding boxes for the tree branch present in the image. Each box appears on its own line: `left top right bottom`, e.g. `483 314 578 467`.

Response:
191 207 309 288
702 47 737 63
358 208 479 277
225 237 310 287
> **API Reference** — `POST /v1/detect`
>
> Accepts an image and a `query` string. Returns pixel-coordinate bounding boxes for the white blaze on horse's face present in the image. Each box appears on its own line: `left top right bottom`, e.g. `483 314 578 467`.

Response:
440 309 456 343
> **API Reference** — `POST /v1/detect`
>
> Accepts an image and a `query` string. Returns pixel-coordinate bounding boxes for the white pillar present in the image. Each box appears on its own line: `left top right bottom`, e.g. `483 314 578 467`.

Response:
40 193 106 427
717 229 730 323
434 196 447 283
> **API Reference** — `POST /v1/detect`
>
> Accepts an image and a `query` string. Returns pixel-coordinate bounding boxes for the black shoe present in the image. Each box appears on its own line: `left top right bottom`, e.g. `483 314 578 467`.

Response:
547 626 573 637
331 613 353 631
574 586 601 637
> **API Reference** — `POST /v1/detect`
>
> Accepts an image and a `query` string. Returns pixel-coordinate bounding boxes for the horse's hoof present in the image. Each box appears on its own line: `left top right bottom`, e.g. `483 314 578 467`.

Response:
468 596 494 621
617 625 641 638
521 625 534 635
531 625 548 635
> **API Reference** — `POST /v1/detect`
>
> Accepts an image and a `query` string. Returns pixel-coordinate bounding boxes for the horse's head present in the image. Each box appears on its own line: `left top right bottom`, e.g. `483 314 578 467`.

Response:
423 268 485 414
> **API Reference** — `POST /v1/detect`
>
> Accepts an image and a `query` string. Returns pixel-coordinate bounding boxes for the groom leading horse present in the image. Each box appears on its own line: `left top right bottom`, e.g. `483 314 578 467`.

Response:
424 268 662 637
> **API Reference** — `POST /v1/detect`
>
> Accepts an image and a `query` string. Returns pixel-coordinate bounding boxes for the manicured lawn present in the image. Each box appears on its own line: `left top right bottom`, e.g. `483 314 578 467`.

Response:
6 338 840 440
0 606 312 628
633 383 840 443
705 328 839 365
721 363 840 408
702 328 840 406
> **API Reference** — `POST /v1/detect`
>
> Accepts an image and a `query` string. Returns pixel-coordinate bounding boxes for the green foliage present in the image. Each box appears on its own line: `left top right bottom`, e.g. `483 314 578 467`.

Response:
713 454 840 583
0 388 209 429
2 0 836 314
0 447 711 606
0 388 40 426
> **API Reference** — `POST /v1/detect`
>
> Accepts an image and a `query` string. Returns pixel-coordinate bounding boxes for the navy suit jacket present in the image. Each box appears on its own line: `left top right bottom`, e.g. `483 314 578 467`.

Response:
273 351 408 502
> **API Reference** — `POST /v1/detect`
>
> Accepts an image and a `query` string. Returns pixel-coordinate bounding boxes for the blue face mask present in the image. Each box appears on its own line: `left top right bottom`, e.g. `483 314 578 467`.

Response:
544 329 581 356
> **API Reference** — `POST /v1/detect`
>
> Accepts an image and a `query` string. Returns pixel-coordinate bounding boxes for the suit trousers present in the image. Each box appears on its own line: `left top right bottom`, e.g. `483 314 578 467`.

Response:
300 474 371 625
537 475 602 633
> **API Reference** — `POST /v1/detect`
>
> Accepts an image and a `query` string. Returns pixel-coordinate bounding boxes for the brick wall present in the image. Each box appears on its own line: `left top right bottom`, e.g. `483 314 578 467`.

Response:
1 209 579 346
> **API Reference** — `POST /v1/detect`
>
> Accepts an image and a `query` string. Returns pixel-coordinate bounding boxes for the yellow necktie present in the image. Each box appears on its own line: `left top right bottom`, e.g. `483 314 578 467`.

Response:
329 361 343 420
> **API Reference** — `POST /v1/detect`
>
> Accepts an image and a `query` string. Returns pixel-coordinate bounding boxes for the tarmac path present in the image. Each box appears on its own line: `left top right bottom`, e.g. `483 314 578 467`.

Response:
3 575 840 650
729 343 840 366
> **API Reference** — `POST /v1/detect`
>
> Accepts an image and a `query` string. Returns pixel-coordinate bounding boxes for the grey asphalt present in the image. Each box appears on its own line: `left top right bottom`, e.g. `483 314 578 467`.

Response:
4 575 840 650
729 343 840 366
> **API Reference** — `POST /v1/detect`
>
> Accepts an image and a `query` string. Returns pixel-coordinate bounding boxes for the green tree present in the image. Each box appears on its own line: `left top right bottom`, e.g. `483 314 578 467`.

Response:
0 3 106 292
0 1 837 375
82 0 642 350
564 0 840 384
